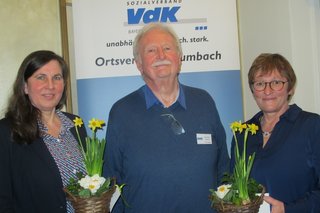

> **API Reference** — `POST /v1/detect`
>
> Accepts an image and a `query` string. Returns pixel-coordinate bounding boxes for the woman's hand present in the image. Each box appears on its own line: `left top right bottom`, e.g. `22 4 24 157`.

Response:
264 195 285 213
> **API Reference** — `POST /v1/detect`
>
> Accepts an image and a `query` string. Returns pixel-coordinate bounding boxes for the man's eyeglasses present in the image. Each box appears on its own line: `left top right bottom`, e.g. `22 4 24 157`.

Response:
252 80 288 91
161 113 185 135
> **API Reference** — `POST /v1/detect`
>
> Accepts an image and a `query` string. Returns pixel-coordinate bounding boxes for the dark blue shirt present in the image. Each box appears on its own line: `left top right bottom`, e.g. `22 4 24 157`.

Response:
230 104 320 213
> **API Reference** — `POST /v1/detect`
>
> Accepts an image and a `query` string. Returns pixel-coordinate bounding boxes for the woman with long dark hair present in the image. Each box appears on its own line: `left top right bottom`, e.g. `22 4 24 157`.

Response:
0 50 86 213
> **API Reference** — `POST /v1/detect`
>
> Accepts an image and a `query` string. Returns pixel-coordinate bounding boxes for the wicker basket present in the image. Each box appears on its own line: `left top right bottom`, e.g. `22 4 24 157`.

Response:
64 185 116 213
211 186 265 213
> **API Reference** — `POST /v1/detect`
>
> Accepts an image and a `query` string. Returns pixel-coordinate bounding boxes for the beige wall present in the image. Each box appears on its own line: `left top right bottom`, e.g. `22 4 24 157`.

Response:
0 0 61 118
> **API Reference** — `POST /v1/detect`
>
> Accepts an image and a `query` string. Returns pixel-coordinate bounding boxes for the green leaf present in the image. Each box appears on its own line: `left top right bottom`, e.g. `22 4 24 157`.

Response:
79 189 92 198
95 177 111 196
222 189 234 202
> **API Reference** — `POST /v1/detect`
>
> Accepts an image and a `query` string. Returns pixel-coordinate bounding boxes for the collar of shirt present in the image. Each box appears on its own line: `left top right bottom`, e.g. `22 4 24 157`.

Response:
253 104 301 124
143 83 187 110
38 110 74 136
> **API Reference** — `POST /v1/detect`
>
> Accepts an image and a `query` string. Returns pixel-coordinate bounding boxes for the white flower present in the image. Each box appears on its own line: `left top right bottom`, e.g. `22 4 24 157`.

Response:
91 174 106 184
215 184 232 199
87 181 100 194
78 174 106 194
78 175 92 188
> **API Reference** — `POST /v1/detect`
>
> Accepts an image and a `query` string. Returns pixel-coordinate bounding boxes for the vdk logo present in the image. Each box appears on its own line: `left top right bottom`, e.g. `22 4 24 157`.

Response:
127 7 180 24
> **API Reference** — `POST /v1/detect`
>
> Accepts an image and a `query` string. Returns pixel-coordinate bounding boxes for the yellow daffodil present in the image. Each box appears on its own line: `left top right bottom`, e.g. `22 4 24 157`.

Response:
73 117 106 176
88 118 105 131
232 121 259 204
247 123 259 135
98 120 105 127
66 117 123 201
230 121 248 133
214 121 260 205
239 123 247 133
211 120 263 208
230 121 241 132
73 117 84 127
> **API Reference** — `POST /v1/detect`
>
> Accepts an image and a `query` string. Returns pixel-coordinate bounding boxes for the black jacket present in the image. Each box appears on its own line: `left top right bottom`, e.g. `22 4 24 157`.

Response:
0 112 87 213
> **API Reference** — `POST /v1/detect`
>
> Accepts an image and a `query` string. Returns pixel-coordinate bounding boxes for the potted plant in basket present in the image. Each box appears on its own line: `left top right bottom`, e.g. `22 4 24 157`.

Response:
209 121 265 213
63 117 118 213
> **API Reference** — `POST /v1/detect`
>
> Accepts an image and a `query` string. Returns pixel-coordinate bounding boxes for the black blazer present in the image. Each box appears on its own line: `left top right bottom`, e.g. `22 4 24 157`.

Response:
0 112 87 213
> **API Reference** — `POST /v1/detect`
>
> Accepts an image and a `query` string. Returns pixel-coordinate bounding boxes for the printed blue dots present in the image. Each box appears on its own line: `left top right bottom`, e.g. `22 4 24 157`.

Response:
195 26 208 30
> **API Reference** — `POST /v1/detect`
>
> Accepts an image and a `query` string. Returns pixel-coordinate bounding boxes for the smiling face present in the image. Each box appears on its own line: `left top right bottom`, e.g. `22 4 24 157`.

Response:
135 28 182 85
252 69 293 115
24 60 64 113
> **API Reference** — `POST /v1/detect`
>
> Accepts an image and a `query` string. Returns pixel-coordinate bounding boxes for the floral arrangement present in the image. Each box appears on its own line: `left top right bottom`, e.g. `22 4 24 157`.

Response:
65 117 113 198
210 121 264 207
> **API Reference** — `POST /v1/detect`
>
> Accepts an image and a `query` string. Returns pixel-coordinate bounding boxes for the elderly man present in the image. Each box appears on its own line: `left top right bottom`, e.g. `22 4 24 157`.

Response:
104 22 229 213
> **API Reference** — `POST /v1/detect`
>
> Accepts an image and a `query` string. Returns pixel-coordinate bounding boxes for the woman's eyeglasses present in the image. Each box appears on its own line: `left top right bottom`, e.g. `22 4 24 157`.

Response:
161 113 185 135
252 80 288 91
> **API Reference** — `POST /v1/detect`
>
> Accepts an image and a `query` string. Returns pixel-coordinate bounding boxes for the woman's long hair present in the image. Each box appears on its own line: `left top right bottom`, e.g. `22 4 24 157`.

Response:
5 50 69 144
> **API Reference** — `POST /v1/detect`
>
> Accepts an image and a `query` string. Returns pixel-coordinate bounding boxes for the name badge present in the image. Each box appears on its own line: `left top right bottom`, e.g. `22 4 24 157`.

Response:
196 133 212 144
